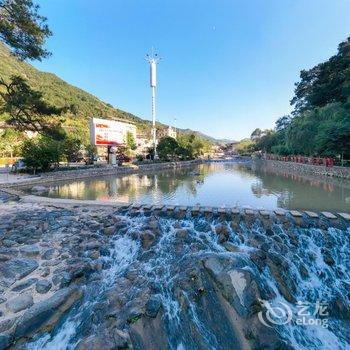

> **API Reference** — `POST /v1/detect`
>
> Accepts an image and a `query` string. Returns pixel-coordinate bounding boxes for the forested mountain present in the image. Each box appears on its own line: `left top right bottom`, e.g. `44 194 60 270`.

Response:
0 42 215 144
250 37 350 159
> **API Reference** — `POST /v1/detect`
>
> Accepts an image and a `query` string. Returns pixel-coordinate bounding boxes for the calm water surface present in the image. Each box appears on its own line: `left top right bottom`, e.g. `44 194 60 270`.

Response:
37 161 350 212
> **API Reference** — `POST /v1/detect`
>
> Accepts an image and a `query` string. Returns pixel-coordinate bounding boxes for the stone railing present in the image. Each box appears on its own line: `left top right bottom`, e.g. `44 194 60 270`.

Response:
262 159 350 180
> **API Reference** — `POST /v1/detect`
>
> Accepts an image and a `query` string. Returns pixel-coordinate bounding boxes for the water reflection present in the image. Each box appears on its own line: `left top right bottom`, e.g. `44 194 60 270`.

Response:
40 162 350 212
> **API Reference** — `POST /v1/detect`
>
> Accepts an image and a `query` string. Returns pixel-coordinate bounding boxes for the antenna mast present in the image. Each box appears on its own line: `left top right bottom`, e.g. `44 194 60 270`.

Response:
146 49 161 159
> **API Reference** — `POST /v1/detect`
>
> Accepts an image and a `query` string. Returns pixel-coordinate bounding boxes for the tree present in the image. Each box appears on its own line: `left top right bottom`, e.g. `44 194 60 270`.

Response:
177 133 212 159
291 37 350 115
0 75 66 139
157 136 179 161
0 0 51 60
235 139 255 156
275 115 292 132
126 131 137 151
250 128 262 140
64 136 82 162
0 128 24 157
21 136 64 173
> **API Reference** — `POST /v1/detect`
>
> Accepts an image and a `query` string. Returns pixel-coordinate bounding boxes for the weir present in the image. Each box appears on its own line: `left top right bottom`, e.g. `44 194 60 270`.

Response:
3 202 343 350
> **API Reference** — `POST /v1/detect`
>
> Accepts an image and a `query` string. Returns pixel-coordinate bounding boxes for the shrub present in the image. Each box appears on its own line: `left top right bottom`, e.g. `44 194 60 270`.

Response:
22 137 65 173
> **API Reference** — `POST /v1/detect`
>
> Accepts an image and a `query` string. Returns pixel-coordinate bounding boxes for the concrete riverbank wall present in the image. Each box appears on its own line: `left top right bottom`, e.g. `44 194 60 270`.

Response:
0 159 203 188
262 159 350 180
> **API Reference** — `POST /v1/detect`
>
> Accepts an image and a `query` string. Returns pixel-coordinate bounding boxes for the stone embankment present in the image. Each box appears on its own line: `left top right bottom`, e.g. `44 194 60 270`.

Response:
0 160 203 189
0 200 349 349
262 159 350 180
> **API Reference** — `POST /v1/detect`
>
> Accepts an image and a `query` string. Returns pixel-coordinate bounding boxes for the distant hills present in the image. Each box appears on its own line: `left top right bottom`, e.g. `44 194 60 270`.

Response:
0 43 221 144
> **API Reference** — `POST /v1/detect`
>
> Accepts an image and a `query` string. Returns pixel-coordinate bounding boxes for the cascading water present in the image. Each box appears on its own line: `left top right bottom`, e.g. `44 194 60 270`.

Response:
25 210 349 350
26 217 142 350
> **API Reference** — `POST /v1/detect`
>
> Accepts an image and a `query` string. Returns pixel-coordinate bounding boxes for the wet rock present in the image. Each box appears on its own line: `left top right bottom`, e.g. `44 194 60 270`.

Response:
14 286 83 340
40 267 50 277
126 269 138 282
127 307 143 324
0 254 10 262
266 256 296 303
175 228 189 239
76 334 114 350
19 245 40 257
31 185 48 193
299 263 309 279
0 258 39 280
0 334 11 350
330 294 350 321
140 230 155 249
194 221 211 233
145 295 162 318
52 271 72 288
203 256 224 276
11 278 38 292
41 259 60 267
82 241 102 251
112 328 131 349
250 250 266 271
215 224 230 242
322 248 335 266
69 262 95 280
222 242 241 252
260 242 270 252
42 248 58 260
88 250 100 260
104 226 115 235
0 317 17 333
6 293 33 313
36 279 52 294
2 239 17 247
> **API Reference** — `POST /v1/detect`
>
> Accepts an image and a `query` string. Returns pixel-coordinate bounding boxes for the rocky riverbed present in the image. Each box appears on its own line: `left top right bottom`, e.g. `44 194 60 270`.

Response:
0 200 349 349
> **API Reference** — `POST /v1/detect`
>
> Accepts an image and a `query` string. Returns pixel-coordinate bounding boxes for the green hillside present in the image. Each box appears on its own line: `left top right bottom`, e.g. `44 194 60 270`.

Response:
0 43 217 144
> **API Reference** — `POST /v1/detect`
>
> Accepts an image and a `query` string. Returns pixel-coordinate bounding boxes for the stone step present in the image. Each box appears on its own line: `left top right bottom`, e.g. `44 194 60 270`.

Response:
259 210 271 217
338 212 350 221
304 211 318 218
274 209 286 216
321 211 337 220
290 210 303 217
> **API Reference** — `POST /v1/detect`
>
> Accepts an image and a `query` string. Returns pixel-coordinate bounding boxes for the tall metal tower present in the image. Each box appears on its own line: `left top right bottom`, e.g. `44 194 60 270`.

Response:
146 50 161 159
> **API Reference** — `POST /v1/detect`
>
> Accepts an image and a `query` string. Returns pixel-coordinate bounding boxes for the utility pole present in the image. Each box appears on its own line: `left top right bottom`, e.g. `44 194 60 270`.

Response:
146 50 161 160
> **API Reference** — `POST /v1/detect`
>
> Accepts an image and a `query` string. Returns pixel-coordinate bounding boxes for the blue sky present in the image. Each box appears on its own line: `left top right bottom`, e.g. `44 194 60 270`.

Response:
34 0 350 140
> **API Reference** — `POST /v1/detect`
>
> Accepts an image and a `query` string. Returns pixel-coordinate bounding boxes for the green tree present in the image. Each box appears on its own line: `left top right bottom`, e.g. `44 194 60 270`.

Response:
126 131 137 151
0 75 66 139
250 128 262 140
0 128 24 157
21 136 64 173
291 37 350 115
63 136 82 162
235 139 255 156
0 0 51 60
157 136 179 161
177 133 212 159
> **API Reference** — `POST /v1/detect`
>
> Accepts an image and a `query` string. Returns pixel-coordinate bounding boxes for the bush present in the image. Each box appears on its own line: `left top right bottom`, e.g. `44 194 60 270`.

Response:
136 154 144 162
22 137 65 173
157 137 179 161
64 136 82 162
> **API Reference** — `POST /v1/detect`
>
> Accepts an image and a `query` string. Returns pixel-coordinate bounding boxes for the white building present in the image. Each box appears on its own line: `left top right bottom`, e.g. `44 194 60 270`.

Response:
167 126 177 139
